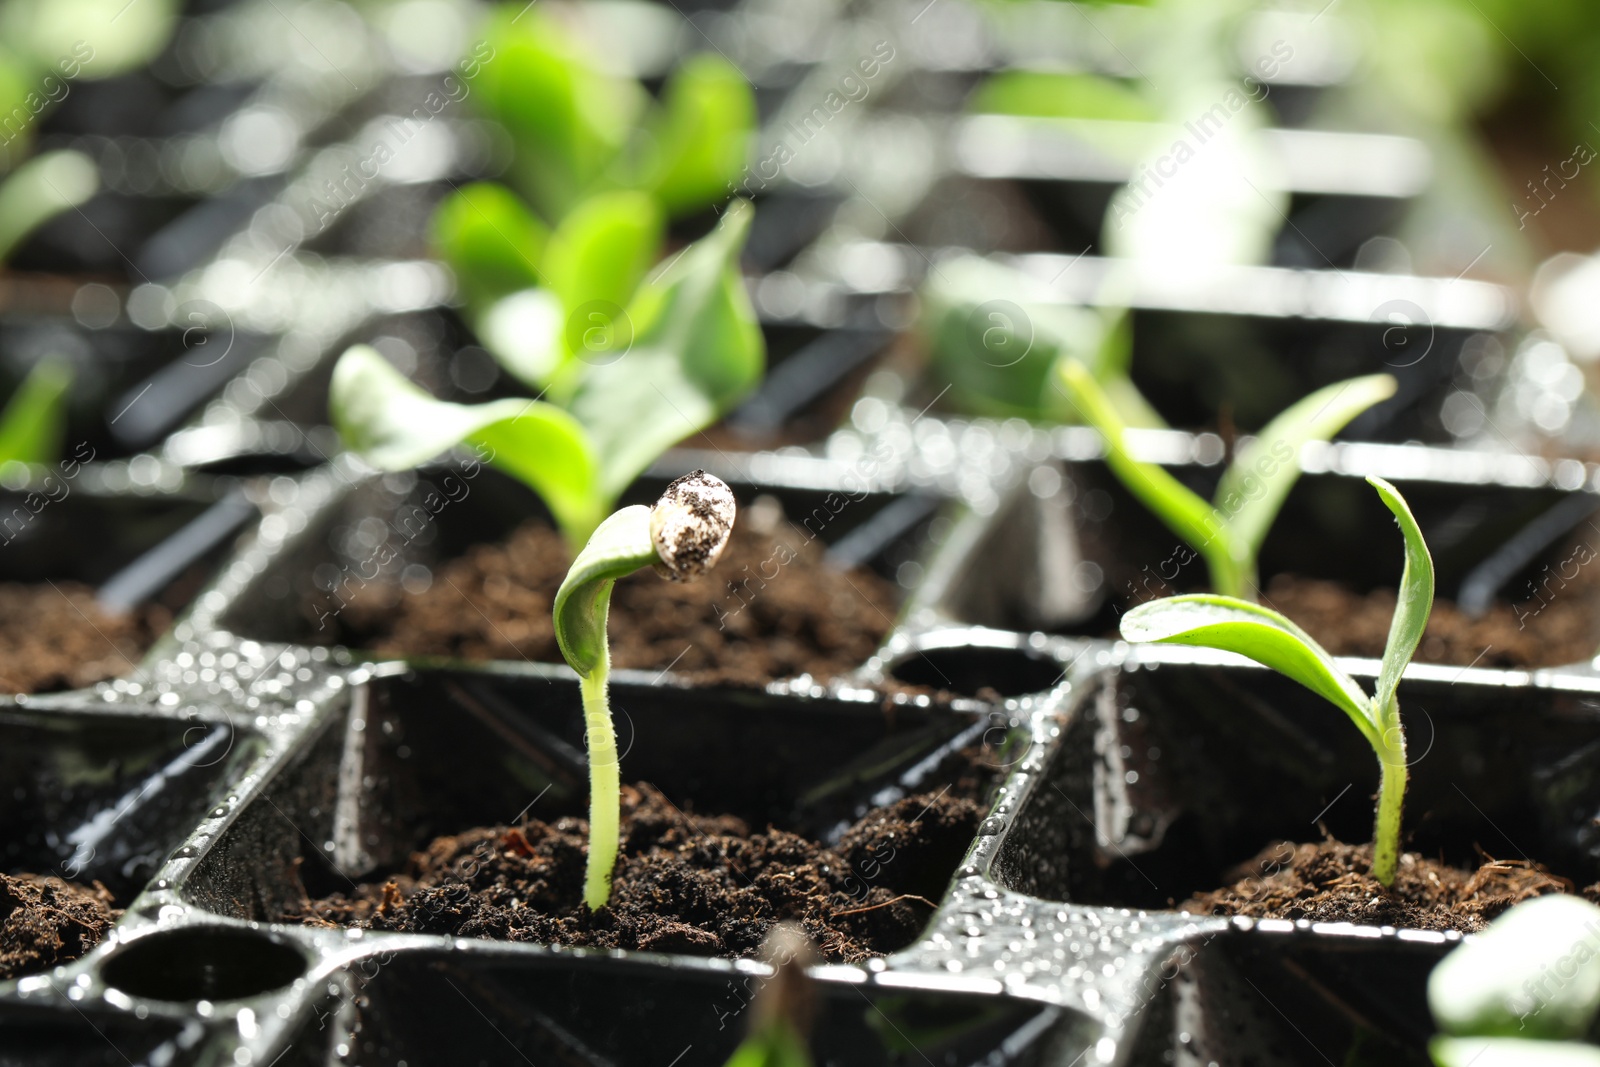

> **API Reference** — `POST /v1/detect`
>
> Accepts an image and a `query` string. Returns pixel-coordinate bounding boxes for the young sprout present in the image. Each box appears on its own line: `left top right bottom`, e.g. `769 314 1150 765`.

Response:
330 199 763 548
1060 360 1397 599
1119 476 1434 888
553 471 735 909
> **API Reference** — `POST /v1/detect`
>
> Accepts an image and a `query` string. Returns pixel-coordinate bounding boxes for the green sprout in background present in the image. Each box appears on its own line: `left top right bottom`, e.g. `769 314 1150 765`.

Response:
331 200 764 548
0 0 184 261
1060 361 1396 599
553 470 735 909
434 6 755 384
0 356 71 467
917 256 1163 429
1120 475 1434 887
723 923 816 1067
1428 894 1600 1065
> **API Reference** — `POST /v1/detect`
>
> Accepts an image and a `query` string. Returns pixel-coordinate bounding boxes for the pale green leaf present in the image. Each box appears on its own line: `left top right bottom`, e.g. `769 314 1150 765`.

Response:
642 54 755 217
1429 895 1600 1041
1059 360 1242 595
1369 475 1434 721
551 504 655 679
539 189 662 341
969 70 1158 122
0 356 71 464
1119 593 1378 745
1220 374 1397 558
563 199 763 500
4 0 176 81
479 288 564 390
431 181 547 314
475 8 643 218
329 344 601 543
0 149 97 261
1431 1037 1600 1067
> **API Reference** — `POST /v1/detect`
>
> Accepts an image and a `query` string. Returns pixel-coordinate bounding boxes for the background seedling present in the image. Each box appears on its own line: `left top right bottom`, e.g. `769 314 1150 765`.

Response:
553 471 735 909
723 923 816 1067
331 200 764 548
1062 361 1397 599
1120 476 1434 887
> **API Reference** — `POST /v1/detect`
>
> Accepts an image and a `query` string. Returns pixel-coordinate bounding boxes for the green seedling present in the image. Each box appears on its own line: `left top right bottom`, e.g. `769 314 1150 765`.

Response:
0 356 72 466
1061 360 1396 599
1429 894 1600 1066
331 199 764 548
0 149 96 261
473 7 754 222
553 470 735 909
1119 476 1434 887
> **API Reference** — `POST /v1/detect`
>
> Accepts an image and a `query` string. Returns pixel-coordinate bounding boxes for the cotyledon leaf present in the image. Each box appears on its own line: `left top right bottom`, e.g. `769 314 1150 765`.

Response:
329 344 601 543
1369 474 1434 722
1119 593 1379 745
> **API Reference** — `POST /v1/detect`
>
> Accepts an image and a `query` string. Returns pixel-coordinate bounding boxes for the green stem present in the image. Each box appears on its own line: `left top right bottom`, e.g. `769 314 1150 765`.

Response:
1370 700 1408 888
581 659 620 910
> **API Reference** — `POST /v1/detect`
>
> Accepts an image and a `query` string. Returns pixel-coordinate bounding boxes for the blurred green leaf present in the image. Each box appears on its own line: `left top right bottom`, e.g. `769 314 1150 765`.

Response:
540 189 663 339
475 7 643 218
1429 894 1600 1041
0 148 97 261
970 70 1157 122
1431 1037 1600 1067
920 256 1160 425
639 54 755 217
1 0 176 81
563 199 763 500
723 1023 812 1067
0 356 71 465
431 181 548 314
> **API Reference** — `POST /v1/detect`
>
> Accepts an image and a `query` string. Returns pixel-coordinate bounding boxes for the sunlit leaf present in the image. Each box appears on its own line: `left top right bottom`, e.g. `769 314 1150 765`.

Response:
1430 1037 1600 1067
3 0 176 81
1429 895 1600 1041
1119 593 1378 745
330 344 601 543
0 149 97 261
431 181 548 314
551 503 654 678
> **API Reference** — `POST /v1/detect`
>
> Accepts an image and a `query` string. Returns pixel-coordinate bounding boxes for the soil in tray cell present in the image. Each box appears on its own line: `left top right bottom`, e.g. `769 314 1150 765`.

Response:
1183 840 1572 933
335 519 901 686
294 778 988 963
0 872 121 980
0 582 166 694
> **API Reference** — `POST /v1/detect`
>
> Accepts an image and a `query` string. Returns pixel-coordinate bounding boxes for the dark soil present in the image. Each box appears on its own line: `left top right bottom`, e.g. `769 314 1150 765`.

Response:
0 872 121 979
335 518 901 686
1183 840 1570 933
0 582 166 694
1264 574 1600 670
293 782 983 962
